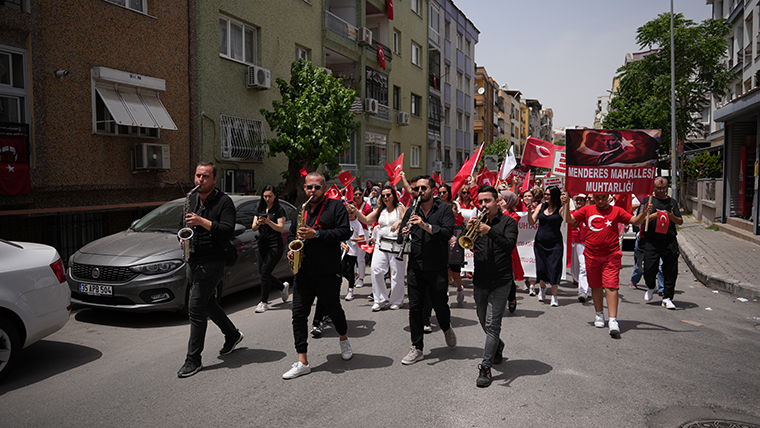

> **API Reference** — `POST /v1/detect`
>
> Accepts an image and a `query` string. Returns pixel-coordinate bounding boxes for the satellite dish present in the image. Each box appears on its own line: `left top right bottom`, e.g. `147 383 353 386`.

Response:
477 87 485 95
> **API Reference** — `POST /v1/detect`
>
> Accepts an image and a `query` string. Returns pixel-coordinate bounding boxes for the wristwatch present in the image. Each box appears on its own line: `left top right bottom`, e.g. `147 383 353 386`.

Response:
313 229 321 238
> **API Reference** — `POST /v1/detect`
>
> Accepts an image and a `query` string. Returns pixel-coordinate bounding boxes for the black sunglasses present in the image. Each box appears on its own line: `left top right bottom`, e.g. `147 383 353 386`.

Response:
305 184 322 190
412 186 429 192
381 193 393 198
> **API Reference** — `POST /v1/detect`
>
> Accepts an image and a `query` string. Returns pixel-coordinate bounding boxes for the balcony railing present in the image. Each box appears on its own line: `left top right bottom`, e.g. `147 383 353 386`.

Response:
429 73 440 90
365 39 392 64
325 10 358 43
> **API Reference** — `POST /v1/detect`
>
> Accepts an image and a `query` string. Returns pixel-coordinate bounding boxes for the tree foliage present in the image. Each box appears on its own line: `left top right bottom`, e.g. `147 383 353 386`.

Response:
603 13 733 153
261 60 360 202
685 151 722 179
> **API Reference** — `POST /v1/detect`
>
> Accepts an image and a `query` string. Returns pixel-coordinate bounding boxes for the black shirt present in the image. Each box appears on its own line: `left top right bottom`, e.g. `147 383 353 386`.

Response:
640 196 680 240
189 188 235 263
399 197 455 272
288 197 351 276
473 211 518 289
258 205 286 243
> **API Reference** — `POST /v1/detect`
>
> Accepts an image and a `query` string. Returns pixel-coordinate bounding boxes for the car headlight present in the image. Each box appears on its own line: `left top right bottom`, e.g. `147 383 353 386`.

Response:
130 260 184 275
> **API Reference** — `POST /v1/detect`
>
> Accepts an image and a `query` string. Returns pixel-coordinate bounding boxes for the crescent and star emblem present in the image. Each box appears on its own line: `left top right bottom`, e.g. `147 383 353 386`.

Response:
587 214 609 232
536 145 551 158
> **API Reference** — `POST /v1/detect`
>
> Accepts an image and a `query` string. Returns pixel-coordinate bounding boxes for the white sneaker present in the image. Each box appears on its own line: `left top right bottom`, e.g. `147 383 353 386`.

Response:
644 288 655 302
401 347 424 365
355 281 364 288
281 282 290 303
662 298 676 310
390 304 401 310
594 313 605 328
282 361 311 379
550 295 559 307
529 285 536 296
345 290 354 301
456 289 465 304
255 302 268 313
609 318 620 334
537 288 545 302
339 338 353 360
371 303 382 311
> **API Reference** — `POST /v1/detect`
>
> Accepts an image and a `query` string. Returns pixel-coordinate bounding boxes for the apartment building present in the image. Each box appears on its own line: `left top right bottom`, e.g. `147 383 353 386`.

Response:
474 66 498 147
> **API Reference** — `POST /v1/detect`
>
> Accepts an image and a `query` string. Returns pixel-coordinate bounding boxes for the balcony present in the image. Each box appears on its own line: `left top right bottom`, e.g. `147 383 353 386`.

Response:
429 73 440 91
325 10 358 43
365 39 392 65
376 103 391 121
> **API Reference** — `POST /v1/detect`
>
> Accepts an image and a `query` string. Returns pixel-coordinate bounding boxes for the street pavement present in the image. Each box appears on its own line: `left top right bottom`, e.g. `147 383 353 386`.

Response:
1 248 759 428
678 215 760 301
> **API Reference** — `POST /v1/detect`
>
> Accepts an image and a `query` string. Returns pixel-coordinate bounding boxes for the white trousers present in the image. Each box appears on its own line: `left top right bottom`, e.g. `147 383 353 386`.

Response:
571 242 588 295
371 248 406 306
355 248 366 286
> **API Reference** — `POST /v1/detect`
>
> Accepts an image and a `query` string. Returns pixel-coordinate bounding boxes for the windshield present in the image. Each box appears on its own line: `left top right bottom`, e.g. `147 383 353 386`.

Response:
132 200 185 233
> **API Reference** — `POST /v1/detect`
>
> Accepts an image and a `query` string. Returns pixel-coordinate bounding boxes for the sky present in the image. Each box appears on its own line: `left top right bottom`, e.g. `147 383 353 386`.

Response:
456 0 713 130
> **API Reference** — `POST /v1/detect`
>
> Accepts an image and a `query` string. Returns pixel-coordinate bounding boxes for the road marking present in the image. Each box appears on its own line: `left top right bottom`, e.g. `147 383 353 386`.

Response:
681 320 702 327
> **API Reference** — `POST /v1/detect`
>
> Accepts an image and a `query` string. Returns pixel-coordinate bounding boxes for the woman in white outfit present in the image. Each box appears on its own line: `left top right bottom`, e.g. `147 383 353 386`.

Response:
349 185 407 311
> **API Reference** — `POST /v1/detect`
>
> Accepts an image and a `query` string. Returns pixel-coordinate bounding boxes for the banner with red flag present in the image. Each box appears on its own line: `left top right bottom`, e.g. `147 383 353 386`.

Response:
384 154 404 186
0 134 31 195
325 184 342 200
451 143 484 199
522 137 563 169
338 170 354 187
655 210 670 234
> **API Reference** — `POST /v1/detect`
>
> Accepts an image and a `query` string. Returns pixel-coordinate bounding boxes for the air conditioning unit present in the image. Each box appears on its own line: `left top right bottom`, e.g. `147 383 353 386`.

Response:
134 143 170 170
434 161 443 171
397 111 410 125
247 65 271 89
359 27 373 46
365 98 379 115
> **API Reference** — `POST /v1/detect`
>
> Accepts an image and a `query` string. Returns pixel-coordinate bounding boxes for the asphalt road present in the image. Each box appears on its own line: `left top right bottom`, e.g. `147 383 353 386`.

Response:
2 248 759 428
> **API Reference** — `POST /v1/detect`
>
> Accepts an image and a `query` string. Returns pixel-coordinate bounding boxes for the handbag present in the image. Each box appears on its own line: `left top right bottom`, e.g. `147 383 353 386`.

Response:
378 237 402 253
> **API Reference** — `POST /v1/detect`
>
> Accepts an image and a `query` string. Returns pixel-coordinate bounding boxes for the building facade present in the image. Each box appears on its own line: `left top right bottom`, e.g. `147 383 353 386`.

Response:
474 66 497 148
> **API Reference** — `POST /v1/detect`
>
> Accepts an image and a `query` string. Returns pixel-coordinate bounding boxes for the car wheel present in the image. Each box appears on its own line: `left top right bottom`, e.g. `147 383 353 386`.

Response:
0 316 21 383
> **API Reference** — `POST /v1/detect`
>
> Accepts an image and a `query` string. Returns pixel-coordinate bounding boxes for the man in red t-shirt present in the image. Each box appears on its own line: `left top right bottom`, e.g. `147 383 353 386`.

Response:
563 193 651 336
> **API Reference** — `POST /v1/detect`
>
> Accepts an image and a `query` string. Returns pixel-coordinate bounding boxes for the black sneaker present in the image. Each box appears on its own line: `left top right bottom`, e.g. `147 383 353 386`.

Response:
476 364 492 388
219 330 244 355
493 339 505 365
177 360 202 378
310 324 322 338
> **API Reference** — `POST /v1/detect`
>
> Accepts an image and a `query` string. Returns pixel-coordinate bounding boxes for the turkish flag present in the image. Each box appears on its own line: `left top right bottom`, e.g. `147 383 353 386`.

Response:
522 137 562 169
325 184 342 200
0 134 29 163
614 193 634 214
520 170 531 194
386 0 394 20
451 143 484 199
384 154 404 186
0 163 32 195
344 183 354 201
299 168 308 180
433 172 444 187
338 170 354 187
655 210 670 234
477 166 497 188
378 45 386 69
398 187 412 207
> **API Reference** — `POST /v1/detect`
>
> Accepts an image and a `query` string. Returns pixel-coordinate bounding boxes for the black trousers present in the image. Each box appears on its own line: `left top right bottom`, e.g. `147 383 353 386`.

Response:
292 273 348 354
257 238 284 303
642 237 679 300
408 268 451 351
341 254 357 289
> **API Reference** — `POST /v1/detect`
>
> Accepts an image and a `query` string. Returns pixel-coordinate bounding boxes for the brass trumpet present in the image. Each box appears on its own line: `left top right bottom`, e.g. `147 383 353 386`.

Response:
458 209 488 250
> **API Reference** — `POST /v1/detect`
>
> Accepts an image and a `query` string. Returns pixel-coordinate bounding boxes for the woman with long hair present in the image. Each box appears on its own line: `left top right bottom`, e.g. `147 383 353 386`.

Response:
349 185 407 311
499 190 525 313
251 185 289 312
527 186 565 306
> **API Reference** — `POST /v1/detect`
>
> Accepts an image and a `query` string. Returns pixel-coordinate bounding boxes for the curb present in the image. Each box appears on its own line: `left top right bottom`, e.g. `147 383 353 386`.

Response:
678 237 760 301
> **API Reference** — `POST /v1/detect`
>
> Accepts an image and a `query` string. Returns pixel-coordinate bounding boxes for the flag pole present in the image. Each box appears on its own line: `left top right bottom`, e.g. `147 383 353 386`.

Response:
644 179 656 232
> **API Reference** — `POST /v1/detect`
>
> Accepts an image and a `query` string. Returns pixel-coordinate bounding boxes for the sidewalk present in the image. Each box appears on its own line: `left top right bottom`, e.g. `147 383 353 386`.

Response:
677 214 760 300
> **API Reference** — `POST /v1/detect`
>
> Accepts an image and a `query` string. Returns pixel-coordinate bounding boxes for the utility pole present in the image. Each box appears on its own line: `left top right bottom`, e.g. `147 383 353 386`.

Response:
670 0 678 200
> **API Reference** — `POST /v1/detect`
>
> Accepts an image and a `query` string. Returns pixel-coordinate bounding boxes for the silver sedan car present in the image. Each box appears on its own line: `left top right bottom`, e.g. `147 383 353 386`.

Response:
67 196 295 313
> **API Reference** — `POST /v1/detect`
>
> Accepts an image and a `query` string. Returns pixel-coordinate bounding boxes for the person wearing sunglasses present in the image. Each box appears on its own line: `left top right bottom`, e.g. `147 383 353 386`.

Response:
398 175 456 365
348 185 407 311
282 172 353 379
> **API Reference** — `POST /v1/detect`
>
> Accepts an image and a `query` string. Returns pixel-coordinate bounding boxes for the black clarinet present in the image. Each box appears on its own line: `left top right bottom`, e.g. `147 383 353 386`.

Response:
396 195 421 261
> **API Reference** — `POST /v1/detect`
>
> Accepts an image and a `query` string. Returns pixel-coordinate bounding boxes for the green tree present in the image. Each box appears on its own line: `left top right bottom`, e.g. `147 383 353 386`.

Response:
261 60 360 203
603 13 732 152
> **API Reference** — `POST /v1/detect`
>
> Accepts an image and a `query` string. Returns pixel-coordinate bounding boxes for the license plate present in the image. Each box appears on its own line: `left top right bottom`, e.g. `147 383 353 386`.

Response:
79 283 113 296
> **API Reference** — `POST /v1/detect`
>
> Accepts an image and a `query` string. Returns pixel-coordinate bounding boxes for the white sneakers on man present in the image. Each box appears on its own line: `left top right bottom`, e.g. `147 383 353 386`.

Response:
550 295 559 307
594 312 606 328
281 282 290 303
644 288 655 302
255 302 268 313
340 338 353 360
282 361 311 379
662 298 676 310
608 318 620 335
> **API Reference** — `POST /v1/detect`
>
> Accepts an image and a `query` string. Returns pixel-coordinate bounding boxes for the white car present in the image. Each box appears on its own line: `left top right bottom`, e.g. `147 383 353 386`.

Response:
0 239 71 382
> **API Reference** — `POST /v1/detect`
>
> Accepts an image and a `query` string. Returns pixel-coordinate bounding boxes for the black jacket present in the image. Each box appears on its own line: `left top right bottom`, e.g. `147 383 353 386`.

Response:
472 211 518 289
189 188 235 263
398 197 455 272
288 197 351 276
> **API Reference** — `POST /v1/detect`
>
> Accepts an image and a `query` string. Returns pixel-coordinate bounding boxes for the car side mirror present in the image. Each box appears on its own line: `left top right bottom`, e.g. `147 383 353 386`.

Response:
234 223 246 237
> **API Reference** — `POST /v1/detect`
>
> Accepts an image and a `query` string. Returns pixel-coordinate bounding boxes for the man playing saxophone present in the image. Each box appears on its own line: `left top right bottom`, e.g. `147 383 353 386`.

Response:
468 185 518 387
283 172 353 379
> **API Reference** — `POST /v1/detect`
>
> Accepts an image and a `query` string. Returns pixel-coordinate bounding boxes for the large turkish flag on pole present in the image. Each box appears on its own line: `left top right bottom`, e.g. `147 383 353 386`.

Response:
451 143 484 198
522 137 562 169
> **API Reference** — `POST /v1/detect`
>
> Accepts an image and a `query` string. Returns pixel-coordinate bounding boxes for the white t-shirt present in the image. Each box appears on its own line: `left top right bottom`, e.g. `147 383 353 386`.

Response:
347 218 367 257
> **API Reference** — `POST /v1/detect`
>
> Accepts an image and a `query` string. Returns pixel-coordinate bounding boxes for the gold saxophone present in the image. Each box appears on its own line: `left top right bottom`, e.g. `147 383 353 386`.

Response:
178 184 201 262
458 208 488 250
288 195 313 274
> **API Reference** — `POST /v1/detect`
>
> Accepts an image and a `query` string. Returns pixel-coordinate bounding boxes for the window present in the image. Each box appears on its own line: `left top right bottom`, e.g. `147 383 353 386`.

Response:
219 16 257 65
105 0 145 13
411 0 421 15
220 114 268 161
393 86 400 110
92 66 176 136
456 112 462 130
465 39 470 56
393 142 401 160
295 46 310 62
410 146 420 168
393 30 401 55
365 131 387 166
411 42 421 66
456 33 463 51
444 149 452 168
444 65 450 83
429 5 440 36
445 21 450 41
464 114 470 132
465 77 470 95
338 130 357 166
456 73 462 91
456 150 463 170
0 46 27 125
411 93 421 117
444 107 450 126
366 67 389 106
